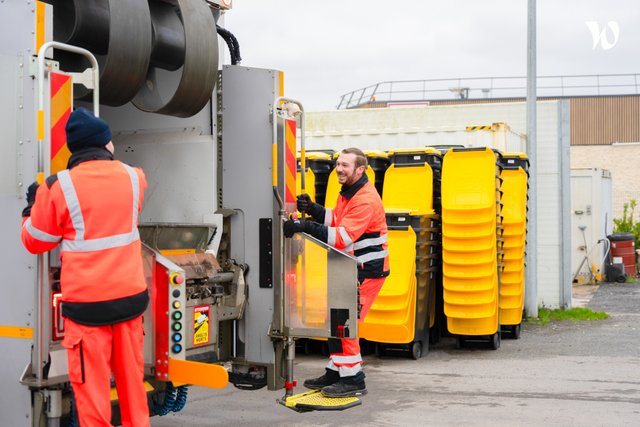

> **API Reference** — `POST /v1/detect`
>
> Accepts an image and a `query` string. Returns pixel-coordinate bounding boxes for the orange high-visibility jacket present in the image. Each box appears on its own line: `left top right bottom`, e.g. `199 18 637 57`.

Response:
321 175 389 282
21 158 148 325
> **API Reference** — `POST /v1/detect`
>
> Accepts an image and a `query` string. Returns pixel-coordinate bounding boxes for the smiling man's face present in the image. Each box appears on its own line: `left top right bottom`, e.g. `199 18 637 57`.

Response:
335 152 364 186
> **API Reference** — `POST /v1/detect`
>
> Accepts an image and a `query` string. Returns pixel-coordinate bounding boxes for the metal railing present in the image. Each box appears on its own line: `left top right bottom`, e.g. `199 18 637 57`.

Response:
336 73 640 109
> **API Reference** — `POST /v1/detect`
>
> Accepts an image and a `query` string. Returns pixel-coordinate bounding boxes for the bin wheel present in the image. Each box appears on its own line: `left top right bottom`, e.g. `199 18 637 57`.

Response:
375 343 386 357
490 332 501 350
616 275 626 283
455 337 465 349
512 324 521 340
410 341 422 360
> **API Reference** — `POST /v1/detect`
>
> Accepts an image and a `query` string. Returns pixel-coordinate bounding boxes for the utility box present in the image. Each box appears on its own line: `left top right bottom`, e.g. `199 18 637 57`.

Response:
464 122 526 152
571 168 613 283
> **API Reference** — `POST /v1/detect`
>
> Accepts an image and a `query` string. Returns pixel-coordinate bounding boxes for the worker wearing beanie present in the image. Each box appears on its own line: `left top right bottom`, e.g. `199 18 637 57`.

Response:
21 108 150 426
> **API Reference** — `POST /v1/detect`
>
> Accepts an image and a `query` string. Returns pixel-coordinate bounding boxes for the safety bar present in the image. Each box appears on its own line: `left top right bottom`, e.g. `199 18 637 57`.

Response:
271 97 305 399
271 97 305 211
32 41 99 387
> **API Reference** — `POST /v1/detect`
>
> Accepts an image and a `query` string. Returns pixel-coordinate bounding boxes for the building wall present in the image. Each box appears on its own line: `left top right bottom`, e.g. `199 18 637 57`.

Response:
306 100 572 308
570 96 640 146
571 144 640 220
358 95 640 147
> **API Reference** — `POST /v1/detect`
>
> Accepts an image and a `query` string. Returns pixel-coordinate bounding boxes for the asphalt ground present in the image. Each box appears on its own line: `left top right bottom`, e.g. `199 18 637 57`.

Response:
151 281 640 426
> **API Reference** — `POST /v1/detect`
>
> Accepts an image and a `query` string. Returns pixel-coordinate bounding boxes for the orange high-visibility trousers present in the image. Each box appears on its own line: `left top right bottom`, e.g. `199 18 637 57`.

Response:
328 277 385 377
62 316 150 427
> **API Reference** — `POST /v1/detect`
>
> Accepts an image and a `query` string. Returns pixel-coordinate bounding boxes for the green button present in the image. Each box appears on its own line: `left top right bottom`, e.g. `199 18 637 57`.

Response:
172 322 182 332
172 311 183 321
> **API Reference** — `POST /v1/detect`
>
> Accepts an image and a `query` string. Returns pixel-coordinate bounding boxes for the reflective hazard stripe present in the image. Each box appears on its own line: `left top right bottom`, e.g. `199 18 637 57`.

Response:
58 169 85 240
357 249 388 264
61 230 140 252
327 359 362 376
123 164 140 229
327 227 336 246
338 227 353 252
338 227 353 247
59 163 140 253
24 217 62 243
323 208 332 226
354 234 387 251
327 226 353 251
331 354 363 364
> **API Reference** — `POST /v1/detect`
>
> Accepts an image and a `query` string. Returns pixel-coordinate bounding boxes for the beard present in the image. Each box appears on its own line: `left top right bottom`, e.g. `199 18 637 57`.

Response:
338 169 359 186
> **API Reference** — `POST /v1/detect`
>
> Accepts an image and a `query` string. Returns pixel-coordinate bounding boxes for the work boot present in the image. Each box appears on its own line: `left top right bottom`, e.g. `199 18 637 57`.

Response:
303 368 340 390
321 372 367 397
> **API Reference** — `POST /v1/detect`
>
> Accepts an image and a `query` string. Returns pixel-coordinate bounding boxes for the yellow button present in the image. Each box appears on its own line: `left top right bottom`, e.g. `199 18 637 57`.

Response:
172 301 181 309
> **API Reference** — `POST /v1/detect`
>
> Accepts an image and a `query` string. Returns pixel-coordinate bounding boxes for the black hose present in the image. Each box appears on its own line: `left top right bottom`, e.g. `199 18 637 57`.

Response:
216 25 242 65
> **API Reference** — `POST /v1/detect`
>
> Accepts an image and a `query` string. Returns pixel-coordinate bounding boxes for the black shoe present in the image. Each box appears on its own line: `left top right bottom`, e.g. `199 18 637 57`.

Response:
321 379 367 397
303 369 340 390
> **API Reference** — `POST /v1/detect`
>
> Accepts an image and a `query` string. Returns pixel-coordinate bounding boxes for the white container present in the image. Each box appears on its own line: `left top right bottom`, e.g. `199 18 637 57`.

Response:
570 168 613 282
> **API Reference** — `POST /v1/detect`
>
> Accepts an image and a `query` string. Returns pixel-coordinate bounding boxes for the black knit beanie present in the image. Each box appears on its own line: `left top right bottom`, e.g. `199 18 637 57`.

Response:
65 108 112 153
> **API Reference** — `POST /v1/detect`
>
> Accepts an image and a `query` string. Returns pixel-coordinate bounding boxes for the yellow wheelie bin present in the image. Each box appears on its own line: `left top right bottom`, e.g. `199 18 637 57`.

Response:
305 151 335 206
364 150 391 196
324 158 375 209
498 153 529 339
441 147 503 349
359 148 442 359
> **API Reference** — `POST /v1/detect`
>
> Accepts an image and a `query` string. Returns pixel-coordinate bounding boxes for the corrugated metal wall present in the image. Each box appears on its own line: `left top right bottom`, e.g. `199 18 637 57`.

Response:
570 96 640 145
355 95 640 146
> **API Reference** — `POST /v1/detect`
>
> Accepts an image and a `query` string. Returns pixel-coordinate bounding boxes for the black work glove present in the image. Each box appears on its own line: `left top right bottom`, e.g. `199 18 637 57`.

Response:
22 182 39 217
296 194 323 219
283 217 308 238
296 193 313 213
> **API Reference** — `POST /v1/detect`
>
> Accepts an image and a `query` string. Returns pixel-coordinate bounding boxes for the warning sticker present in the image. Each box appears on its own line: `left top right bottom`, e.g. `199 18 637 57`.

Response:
193 305 210 346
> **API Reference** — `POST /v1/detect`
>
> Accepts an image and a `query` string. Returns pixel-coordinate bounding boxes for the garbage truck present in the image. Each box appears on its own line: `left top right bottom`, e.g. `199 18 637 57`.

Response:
0 1 360 424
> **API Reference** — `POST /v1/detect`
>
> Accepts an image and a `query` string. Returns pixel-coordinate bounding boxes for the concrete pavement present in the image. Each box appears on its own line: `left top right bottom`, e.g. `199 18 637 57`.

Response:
151 282 640 426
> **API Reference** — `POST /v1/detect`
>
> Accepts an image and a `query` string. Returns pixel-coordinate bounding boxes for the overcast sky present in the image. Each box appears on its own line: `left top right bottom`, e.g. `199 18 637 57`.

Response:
224 0 640 111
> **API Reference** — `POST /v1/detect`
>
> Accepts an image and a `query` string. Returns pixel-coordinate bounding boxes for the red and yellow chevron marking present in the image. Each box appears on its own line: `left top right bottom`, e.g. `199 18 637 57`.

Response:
50 72 72 174
285 119 297 203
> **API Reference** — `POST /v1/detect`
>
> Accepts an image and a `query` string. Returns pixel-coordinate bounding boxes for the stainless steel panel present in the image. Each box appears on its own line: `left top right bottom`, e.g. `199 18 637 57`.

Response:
284 234 358 339
0 3 45 426
220 65 280 369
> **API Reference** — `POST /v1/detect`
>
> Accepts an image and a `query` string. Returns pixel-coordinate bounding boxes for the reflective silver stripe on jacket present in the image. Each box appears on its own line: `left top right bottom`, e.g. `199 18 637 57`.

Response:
354 234 388 251
24 217 62 243
357 249 388 264
58 169 85 240
59 163 140 252
327 226 353 252
327 227 336 246
338 227 353 252
323 208 332 226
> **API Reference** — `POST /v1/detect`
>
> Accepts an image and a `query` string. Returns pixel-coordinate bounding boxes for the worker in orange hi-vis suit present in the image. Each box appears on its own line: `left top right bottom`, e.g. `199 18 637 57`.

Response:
283 147 389 398
21 108 150 427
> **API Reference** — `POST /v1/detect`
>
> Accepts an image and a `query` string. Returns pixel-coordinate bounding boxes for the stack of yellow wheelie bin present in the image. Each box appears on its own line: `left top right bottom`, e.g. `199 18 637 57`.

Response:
359 148 442 359
498 153 529 339
441 147 503 349
297 151 336 206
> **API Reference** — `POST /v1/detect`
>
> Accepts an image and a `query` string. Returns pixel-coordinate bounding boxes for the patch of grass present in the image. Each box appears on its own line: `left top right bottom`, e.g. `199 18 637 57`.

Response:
528 307 609 326
625 275 636 283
